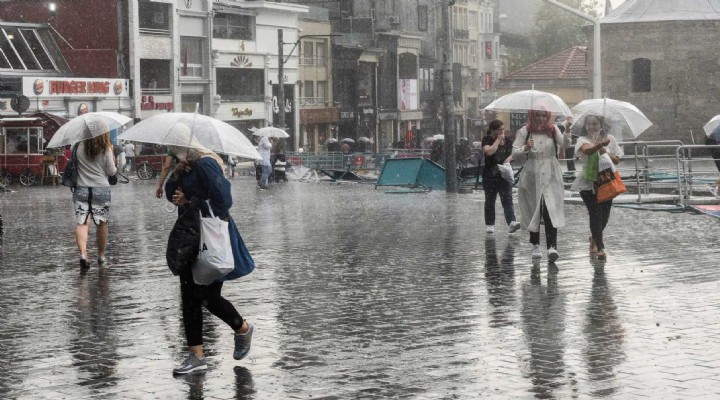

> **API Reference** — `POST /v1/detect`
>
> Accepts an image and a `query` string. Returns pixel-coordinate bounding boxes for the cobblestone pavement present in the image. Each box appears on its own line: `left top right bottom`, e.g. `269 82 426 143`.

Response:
0 178 719 399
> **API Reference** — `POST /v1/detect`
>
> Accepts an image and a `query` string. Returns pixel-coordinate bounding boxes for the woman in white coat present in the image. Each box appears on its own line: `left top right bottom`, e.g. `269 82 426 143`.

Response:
512 108 566 262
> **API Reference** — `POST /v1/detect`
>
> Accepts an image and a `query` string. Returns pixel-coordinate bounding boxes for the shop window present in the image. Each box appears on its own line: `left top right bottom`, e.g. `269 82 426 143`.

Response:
181 37 204 78
140 59 171 94
182 94 204 113
213 13 254 41
139 0 171 33
632 58 651 92
398 53 417 79
216 68 263 102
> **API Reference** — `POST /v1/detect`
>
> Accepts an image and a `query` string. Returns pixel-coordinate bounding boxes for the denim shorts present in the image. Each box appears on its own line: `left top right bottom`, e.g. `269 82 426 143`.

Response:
72 186 111 225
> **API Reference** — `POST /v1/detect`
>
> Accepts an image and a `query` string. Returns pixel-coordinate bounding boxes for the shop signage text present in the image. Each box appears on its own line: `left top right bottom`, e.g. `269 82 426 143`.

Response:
141 96 174 111
23 77 129 97
232 107 253 117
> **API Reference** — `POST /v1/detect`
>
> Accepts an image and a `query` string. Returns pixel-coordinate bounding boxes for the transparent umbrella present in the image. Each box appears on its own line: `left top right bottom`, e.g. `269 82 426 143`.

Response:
324 138 338 144
484 89 573 117
357 136 373 143
571 98 652 141
118 113 260 160
46 112 132 148
250 126 290 138
703 115 720 142
340 138 355 144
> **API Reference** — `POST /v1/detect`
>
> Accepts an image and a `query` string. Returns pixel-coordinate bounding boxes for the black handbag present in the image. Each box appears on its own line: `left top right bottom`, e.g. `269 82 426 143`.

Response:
61 144 79 191
166 202 201 276
108 174 118 185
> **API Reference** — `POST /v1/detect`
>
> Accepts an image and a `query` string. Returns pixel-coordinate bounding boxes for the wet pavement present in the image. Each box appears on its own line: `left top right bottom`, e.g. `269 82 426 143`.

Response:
0 178 719 399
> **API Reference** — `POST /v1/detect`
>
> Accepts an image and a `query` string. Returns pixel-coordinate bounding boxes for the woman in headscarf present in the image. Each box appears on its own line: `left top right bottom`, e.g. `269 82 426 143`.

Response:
165 144 254 375
73 123 117 269
571 114 623 260
512 108 566 262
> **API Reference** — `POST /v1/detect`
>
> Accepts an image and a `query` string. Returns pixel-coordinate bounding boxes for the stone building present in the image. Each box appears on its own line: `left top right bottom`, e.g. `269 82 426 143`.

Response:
598 0 720 142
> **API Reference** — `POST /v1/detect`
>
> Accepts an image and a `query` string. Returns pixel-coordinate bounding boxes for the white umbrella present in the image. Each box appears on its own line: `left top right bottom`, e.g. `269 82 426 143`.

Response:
324 138 338 144
251 126 290 138
703 115 720 141
46 112 132 148
571 98 652 141
340 138 355 144
118 113 260 160
357 136 373 143
432 134 445 141
484 89 573 117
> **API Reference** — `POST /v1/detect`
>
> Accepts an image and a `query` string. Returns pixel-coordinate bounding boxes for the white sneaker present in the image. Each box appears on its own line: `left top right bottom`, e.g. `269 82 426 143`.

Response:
485 225 495 234
532 245 542 259
548 247 559 262
508 221 521 233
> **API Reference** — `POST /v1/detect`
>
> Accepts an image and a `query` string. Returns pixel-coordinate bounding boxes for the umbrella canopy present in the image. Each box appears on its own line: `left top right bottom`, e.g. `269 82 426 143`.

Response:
251 126 290 138
46 112 132 148
340 138 355 144
703 115 720 141
118 113 260 160
432 134 445 141
571 98 652 141
324 138 338 144
357 136 373 143
484 89 573 117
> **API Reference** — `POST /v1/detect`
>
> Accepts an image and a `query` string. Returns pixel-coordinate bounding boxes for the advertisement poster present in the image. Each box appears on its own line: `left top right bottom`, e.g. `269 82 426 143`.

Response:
397 79 418 111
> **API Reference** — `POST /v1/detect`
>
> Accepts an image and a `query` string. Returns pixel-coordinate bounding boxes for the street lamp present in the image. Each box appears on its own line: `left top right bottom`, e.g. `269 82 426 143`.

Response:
543 0 601 98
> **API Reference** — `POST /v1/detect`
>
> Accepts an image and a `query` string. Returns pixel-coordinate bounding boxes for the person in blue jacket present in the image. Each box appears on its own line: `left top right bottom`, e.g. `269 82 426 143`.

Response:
165 144 254 375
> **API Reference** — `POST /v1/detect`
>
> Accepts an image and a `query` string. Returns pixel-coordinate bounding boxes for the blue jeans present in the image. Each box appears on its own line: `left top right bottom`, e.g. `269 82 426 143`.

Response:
483 173 515 226
260 164 271 188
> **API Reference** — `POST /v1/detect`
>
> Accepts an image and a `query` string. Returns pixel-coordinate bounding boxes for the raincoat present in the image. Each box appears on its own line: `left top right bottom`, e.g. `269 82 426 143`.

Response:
511 126 566 232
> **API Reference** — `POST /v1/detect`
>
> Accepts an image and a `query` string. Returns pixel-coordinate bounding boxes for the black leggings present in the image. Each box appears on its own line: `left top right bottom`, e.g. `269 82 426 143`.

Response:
580 190 613 250
180 269 244 347
529 197 557 249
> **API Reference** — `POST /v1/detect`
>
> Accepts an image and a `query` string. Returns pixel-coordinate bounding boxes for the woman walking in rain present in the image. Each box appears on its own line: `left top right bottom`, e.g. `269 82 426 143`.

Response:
165 143 253 375
482 120 521 235
512 108 566 262
571 114 623 260
73 124 117 269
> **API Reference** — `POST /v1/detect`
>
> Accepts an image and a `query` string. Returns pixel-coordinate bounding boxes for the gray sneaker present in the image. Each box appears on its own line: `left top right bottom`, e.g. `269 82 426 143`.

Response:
173 353 207 375
508 221 521 233
233 322 254 360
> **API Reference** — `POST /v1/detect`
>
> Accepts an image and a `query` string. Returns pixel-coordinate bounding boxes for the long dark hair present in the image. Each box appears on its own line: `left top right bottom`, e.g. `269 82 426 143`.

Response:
487 119 504 137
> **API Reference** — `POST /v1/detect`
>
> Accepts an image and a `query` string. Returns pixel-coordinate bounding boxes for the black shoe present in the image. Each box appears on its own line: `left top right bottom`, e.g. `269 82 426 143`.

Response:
80 258 89 269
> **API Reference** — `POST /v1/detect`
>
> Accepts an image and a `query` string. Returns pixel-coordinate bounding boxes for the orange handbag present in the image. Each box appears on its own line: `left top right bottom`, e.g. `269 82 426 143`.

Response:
596 168 626 203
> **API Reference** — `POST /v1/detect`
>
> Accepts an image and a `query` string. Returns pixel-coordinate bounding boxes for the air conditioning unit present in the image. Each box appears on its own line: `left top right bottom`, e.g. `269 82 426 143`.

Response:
388 16 400 24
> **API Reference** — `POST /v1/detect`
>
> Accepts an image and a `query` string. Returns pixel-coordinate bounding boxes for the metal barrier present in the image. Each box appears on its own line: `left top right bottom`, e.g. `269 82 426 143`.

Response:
674 144 720 206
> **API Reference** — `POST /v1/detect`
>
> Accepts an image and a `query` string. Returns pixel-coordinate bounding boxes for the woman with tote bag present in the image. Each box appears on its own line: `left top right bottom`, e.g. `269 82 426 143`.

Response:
164 143 254 375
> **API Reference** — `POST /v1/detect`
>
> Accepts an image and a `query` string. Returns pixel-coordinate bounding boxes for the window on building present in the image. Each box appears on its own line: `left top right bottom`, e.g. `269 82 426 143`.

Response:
418 6 428 31
485 41 492 60
469 11 477 29
316 81 327 103
470 43 476 64
140 59 171 93
216 68 264 102
213 13 254 41
303 80 314 99
316 41 327 66
139 0 170 33
632 58 651 92
182 94 204 113
180 37 204 78
302 42 313 65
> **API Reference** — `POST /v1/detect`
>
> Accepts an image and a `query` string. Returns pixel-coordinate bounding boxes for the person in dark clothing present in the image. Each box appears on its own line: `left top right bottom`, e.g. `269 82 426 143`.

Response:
165 145 254 375
481 120 521 235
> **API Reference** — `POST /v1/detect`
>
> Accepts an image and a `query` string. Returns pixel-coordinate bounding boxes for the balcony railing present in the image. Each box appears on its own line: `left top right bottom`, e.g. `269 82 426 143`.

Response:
299 57 328 67
141 87 172 95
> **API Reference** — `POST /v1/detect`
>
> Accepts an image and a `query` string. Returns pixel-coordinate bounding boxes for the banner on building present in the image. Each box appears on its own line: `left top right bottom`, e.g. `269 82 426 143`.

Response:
397 79 417 111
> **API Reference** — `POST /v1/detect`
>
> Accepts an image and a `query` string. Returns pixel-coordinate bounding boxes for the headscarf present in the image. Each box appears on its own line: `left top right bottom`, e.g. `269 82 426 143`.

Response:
526 107 556 138
167 144 225 171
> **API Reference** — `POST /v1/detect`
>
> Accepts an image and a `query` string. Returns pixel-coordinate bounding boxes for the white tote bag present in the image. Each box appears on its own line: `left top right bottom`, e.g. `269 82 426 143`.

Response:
497 162 515 183
192 202 234 285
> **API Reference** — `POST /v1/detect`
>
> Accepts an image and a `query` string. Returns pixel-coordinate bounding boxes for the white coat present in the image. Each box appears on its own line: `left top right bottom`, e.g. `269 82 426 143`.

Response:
511 126 566 232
